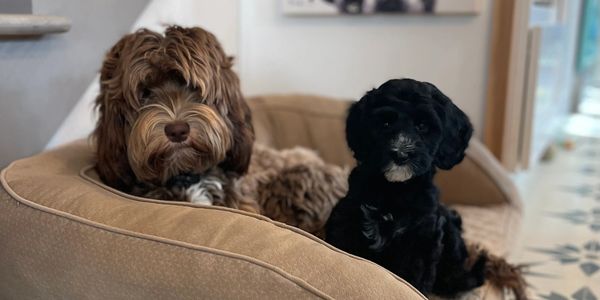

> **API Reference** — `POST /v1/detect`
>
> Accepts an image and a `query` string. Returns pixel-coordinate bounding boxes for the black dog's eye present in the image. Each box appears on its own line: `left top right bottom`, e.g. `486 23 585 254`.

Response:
381 116 396 128
373 108 398 128
415 123 429 133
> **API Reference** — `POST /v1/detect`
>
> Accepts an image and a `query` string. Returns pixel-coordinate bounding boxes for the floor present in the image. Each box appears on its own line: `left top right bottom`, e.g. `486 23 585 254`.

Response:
510 83 600 299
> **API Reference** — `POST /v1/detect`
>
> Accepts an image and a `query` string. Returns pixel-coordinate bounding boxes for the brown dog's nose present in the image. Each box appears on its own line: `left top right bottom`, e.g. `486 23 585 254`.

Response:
164 121 190 143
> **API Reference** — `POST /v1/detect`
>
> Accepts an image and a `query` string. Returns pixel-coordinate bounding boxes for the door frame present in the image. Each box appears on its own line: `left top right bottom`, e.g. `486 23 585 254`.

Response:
484 0 531 171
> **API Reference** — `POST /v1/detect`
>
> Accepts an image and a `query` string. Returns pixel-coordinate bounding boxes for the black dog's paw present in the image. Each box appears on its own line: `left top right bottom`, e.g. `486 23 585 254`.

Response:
166 173 201 190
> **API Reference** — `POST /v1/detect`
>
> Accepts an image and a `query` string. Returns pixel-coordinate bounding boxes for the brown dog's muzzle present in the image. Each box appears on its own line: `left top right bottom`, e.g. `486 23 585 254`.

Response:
127 96 232 185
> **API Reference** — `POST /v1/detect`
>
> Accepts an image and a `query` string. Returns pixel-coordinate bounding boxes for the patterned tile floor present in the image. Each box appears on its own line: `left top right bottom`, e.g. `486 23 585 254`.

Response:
511 121 600 299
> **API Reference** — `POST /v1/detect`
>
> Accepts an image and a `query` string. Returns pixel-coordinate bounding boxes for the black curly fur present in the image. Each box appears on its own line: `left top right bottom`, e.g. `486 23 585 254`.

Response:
326 79 485 297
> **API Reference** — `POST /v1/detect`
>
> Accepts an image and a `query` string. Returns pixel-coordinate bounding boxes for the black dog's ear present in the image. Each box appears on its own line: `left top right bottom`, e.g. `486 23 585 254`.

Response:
426 83 474 170
346 97 368 162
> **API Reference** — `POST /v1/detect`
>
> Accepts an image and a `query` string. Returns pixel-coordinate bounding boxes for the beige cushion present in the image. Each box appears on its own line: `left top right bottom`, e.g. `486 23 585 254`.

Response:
453 204 521 257
0 141 425 299
248 94 354 167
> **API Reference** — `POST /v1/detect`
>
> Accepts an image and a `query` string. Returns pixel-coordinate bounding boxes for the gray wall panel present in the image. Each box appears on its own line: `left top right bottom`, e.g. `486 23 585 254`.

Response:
0 0 149 167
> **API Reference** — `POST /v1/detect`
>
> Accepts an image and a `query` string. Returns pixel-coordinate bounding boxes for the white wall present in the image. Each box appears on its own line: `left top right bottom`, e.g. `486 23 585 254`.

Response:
238 0 493 135
48 0 495 149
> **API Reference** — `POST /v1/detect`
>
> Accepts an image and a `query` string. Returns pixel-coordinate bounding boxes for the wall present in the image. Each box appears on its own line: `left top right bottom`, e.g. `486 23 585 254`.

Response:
0 0 31 13
238 0 494 135
0 0 149 166
45 0 495 150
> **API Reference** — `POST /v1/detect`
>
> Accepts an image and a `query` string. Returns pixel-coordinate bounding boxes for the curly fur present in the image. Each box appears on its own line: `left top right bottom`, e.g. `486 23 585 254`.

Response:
93 26 257 213
326 79 527 299
240 144 349 238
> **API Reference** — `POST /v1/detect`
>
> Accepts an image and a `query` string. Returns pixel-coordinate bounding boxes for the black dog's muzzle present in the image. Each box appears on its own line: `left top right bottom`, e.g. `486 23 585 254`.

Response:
389 134 416 165
389 150 409 165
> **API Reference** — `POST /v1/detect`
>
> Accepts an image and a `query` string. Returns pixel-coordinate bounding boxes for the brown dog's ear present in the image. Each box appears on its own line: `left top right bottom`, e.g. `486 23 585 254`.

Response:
94 100 136 191
217 59 255 177
425 83 473 170
99 32 135 84
93 34 138 191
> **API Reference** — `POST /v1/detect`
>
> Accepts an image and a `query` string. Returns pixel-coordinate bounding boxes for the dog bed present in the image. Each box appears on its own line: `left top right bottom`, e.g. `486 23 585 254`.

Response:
0 140 425 299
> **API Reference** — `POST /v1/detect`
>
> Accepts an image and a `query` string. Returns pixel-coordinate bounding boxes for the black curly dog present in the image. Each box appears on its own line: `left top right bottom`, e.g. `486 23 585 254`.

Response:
326 79 487 297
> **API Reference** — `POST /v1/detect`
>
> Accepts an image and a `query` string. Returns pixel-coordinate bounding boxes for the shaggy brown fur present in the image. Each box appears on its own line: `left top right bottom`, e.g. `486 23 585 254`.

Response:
240 144 349 238
93 26 257 212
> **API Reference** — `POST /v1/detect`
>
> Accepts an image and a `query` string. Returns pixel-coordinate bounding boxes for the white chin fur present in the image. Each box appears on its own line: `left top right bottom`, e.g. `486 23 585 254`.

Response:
384 164 413 182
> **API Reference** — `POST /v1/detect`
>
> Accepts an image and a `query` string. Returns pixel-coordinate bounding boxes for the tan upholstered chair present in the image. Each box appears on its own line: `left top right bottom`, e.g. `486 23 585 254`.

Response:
0 94 521 299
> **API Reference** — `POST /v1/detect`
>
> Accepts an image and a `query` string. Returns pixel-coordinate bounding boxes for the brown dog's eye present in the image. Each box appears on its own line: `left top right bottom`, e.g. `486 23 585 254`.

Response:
416 123 428 133
139 88 151 105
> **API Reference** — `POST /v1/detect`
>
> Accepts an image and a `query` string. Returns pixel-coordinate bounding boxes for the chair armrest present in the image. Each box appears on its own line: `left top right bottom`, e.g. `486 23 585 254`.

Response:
435 139 522 211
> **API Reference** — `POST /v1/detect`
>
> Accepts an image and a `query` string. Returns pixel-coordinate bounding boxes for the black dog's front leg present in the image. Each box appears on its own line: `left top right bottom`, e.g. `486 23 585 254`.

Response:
420 215 446 292
432 206 486 297
386 214 445 294
326 197 373 258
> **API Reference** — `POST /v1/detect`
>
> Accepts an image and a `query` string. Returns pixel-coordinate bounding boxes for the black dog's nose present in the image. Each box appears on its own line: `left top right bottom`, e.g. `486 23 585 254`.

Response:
164 121 190 143
390 151 410 165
